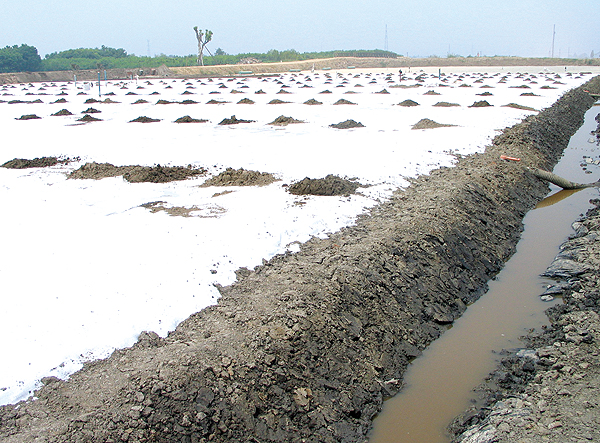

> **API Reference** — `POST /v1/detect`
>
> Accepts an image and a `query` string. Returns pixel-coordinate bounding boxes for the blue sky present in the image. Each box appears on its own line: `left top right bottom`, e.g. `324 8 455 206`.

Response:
1 0 598 58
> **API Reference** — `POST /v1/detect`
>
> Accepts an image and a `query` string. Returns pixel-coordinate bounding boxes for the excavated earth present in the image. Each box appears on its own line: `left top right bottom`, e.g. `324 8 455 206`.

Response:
1 78 599 443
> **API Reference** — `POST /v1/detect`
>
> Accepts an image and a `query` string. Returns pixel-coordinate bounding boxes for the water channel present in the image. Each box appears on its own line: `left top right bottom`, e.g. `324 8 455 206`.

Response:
369 104 600 443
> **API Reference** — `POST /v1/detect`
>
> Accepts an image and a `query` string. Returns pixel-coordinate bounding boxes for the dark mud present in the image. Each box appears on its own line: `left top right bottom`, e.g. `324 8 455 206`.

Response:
68 162 207 183
1 78 598 443
201 168 278 187
288 174 362 196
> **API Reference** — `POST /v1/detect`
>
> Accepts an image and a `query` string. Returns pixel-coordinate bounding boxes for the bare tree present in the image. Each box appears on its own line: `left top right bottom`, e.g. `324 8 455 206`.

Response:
193 27 213 66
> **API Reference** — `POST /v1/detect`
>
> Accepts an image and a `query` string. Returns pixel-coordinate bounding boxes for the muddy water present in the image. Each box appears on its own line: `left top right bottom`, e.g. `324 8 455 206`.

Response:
368 105 600 443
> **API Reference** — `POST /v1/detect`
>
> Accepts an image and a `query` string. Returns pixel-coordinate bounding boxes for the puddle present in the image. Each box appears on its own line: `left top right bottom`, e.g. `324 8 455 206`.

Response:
368 106 600 443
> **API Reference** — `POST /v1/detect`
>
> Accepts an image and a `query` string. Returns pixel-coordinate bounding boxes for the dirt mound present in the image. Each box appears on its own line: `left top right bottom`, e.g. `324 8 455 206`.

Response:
319 89 332 94
397 99 420 107
129 116 161 123
433 101 460 107
206 99 229 104
201 168 278 187
236 98 255 104
268 115 304 126
303 98 322 105
15 114 40 120
502 103 538 111
156 99 173 105
424 90 441 95
51 109 73 116
69 162 206 183
375 89 390 94
52 98 67 104
77 114 102 122
217 115 255 125
132 99 149 104
84 98 100 104
180 99 199 105
268 99 290 104
288 174 362 196
333 98 357 105
82 107 100 113
330 119 365 129
1 156 73 169
476 91 493 96
469 100 493 107
520 92 539 96
411 118 456 129
102 98 119 104
174 115 208 123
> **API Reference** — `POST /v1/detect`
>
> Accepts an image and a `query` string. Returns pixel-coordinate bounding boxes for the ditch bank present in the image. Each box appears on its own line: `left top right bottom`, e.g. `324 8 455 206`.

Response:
1 78 599 443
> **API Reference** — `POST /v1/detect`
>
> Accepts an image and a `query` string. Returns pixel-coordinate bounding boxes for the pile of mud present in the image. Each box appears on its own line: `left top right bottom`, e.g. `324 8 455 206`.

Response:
268 115 304 126
303 98 322 105
77 114 102 122
51 109 73 116
469 100 493 107
412 118 457 130
1 78 598 443
1 156 74 169
174 115 208 123
129 116 161 123
433 101 460 107
15 114 40 120
397 99 420 107
333 98 356 105
288 174 362 196
218 115 255 125
330 119 365 129
502 103 538 111
201 168 278 187
68 162 206 183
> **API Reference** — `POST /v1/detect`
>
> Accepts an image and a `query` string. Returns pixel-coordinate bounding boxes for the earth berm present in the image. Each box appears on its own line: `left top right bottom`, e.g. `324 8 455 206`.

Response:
1 78 599 442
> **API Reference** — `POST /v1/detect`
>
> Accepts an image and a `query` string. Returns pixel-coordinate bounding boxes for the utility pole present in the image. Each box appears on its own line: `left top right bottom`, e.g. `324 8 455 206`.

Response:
384 24 388 51
551 24 556 58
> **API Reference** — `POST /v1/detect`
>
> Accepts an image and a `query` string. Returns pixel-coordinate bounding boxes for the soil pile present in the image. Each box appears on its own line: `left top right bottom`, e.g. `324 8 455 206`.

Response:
201 168 278 187
174 115 208 123
412 118 457 130
502 103 538 111
288 174 362 196
51 109 73 116
129 116 161 123
330 119 365 129
433 101 460 107
450 199 600 443
333 98 356 105
236 98 254 104
68 162 206 183
1 157 71 169
267 99 290 104
15 114 40 120
0 78 598 443
77 114 101 122
268 115 304 126
424 90 441 95
397 99 420 107
469 100 493 107
303 98 322 105
217 115 255 125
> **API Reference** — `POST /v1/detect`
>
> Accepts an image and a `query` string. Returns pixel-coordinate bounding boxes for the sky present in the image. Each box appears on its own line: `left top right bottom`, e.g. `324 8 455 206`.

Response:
1 1 599 60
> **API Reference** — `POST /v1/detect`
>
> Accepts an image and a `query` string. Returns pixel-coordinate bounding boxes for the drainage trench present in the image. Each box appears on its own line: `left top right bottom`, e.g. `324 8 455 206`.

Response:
368 105 600 443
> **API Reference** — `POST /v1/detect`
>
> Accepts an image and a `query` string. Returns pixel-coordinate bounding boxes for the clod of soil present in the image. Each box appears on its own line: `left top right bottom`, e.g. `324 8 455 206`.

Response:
201 168 278 187
102 98 119 104
423 90 441 95
476 91 494 96
51 109 73 116
303 98 323 105
174 115 208 123
469 100 493 107
133 99 149 104
82 107 101 114
397 99 420 107
129 116 161 123
84 98 100 104
333 98 357 105
236 98 255 104
268 99 290 104
268 115 304 126
206 99 229 104
15 114 41 120
52 98 67 104
180 100 199 105
433 102 460 107
69 162 206 183
375 89 390 94
411 118 457 130
217 115 255 125
502 103 538 111
77 114 102 122
156 99 173 105
520 92 540 96
288 174 362 196
1 156 72 169
330 119 365 129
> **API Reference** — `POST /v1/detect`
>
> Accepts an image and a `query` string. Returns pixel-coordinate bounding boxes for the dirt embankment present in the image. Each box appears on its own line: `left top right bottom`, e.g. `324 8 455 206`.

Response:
1 79 599 443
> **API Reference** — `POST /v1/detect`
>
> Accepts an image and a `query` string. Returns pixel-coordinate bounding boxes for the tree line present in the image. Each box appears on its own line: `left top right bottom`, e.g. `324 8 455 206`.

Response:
0 44 399 73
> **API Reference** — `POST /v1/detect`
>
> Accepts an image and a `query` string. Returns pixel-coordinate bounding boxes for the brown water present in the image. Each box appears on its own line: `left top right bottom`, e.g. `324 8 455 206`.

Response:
369 106 600 443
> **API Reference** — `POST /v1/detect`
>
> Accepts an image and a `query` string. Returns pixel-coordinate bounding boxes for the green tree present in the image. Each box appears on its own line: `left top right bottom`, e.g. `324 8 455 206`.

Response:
0 44 42 73
193 27 213 66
